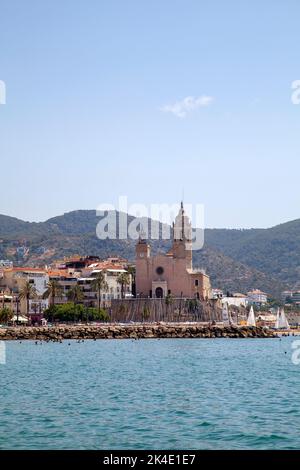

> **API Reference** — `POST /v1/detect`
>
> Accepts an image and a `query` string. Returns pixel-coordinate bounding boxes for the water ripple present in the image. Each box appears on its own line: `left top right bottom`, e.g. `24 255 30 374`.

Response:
0 337 299 450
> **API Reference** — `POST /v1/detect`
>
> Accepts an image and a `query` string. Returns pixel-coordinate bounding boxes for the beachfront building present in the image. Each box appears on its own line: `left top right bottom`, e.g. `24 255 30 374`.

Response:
47 258 133 308
0 291 13 310
0 267 49 323
48 270 78 304
135 203 211 299
256 312 277 327
247 289 268 307
0 267 49 316
79 262 133 306
222 293 248 308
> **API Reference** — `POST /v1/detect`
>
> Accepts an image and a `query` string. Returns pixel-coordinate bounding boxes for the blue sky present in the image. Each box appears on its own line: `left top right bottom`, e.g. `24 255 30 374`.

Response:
0 0 300 228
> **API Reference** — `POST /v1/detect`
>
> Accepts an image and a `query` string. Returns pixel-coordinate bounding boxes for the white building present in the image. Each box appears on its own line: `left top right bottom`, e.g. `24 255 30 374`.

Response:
0 267 49 315
78 266 132 306
282 290 300 305
222 293 248 308
247 289 268 306
0 260 13 268
212 288 224 299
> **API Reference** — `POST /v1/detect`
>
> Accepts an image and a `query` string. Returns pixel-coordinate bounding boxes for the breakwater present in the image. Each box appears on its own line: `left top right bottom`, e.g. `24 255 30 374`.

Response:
0 324 275 341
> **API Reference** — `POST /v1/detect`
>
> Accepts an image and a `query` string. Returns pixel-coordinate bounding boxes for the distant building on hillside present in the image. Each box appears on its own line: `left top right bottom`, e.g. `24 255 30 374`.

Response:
282 290 300 305
247 289 268 306
0 259 13 268
16 246 29 258
281 290 294 302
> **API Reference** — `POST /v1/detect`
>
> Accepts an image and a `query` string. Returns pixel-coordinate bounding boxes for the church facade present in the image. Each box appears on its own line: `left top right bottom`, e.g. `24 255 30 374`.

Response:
135 203 211 299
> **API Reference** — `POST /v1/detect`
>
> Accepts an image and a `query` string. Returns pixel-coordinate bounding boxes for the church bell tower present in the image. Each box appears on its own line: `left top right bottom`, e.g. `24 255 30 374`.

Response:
172 202 192 267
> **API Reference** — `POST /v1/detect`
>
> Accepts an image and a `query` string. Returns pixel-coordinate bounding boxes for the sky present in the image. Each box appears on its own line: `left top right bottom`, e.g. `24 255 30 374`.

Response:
0 0 300 228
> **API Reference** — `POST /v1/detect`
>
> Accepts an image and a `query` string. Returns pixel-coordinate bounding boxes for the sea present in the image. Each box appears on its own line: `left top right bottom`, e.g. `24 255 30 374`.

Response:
0 337 299 449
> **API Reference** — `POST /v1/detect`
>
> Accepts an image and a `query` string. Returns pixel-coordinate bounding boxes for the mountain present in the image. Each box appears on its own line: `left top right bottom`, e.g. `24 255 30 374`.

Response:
205 219 300 288
0 210 297 298
192 246 285 298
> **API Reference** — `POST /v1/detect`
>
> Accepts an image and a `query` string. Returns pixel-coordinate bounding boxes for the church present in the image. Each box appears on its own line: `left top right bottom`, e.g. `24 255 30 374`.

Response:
135 203 211 300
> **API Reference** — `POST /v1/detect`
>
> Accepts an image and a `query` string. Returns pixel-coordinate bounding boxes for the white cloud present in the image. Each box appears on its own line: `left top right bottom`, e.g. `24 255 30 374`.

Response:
161 95 214 118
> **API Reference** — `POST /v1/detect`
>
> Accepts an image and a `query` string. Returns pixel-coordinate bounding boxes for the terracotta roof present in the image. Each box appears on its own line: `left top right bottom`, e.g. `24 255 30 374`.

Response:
248 289 268 295
48 270 76 278
5 267 46 273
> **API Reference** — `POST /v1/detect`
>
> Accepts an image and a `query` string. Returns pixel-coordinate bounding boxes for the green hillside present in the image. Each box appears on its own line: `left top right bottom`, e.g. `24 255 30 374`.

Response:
0 210 297 297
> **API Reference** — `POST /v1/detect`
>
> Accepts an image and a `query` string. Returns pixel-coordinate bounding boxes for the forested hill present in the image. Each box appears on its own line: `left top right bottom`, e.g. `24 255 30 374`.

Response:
1 210 299 298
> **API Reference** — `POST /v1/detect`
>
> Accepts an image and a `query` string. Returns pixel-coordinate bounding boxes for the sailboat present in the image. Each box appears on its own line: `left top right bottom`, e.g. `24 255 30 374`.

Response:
274 307 280 329
222 302 234 326
222 302 230 325
247 305 256 327
275 307 290 330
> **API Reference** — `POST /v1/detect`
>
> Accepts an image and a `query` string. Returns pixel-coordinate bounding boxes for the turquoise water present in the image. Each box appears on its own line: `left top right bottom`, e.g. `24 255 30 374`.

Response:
0 337 299 449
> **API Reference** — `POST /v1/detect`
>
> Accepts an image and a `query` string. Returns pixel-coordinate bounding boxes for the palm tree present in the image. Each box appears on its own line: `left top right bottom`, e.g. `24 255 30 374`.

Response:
67 285 84 304
66 285 85 323
15 294 20 324
43 280 63 306
117 272 131 299
91 272 108 313
126 266 136 296
19 281 37 319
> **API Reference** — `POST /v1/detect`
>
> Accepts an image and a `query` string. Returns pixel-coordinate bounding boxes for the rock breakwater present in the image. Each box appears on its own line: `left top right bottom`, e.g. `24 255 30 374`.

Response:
0 324 275 341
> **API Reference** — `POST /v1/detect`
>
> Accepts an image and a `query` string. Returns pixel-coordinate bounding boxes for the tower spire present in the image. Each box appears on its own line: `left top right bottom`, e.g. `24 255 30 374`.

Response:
182 202 185 240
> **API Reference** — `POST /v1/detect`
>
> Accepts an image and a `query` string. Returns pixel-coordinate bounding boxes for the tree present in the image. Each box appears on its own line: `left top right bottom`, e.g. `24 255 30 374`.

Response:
44 303 110 323
117 272 130 299
85 306 110 322
19 281 37 318
43 280 63 306
165 293 173 306
91 272 108 313
0 307 13 324
66 285 85 321
126 265 136 296
43 304 57 323
67 285 84 304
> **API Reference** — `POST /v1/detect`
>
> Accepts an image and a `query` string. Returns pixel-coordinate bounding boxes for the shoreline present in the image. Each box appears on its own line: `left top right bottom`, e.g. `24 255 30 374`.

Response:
0 323 278 341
